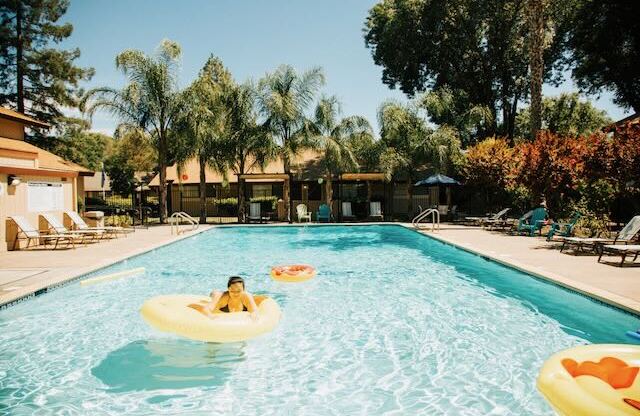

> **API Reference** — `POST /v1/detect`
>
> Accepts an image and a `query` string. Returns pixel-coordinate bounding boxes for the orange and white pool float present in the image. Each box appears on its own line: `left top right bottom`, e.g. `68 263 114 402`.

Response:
537 344 640 416
270 264 316 282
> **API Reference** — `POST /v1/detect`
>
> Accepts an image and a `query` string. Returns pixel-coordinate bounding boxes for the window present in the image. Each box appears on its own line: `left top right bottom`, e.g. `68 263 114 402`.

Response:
252 184 272 198
308 182 321 201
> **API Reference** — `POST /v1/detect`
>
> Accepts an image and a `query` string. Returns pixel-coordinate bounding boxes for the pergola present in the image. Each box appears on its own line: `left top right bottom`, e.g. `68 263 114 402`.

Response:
337 172 387 220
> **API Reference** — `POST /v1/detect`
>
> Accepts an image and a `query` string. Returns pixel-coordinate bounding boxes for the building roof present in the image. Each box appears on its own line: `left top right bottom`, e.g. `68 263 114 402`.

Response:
0 137 93 176
0 107 50 129
148 150 327 186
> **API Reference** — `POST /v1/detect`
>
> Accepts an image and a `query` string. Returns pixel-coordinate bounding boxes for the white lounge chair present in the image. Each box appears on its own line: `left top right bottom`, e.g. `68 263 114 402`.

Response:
341 202 355 221
369 201 383 221
64 210 133 237
296 204 312 223
465 208 511 226
247 202 268 223
561 215 640 254
598 244 640 267
40 213 100 243
9 215 81 250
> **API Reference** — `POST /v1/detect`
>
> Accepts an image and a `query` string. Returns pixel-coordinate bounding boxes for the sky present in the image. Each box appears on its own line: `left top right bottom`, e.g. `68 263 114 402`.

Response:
60 0 630 136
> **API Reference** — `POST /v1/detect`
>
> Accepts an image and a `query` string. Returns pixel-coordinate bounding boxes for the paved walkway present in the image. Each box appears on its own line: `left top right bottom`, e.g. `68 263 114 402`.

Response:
0 225 212 308
413 224 640 314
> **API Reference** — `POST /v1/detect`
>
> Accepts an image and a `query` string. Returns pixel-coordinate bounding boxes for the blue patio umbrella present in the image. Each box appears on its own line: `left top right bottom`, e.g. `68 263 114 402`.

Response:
414 174 461 187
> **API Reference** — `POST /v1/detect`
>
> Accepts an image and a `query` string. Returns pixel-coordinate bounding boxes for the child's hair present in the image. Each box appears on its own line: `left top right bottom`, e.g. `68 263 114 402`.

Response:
227 276 245 289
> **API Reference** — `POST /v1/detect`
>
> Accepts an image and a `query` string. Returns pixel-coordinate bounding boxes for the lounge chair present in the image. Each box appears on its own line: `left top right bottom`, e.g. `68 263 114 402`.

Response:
516 207 547 236
341 202 355 221
247 202 269 223
369 201 383 221
9 215 82 250
546 211 581 241
465 208 510 226
317 204 331 223
64 210 133 237
40 213 101 243
562 215 640 254
296 204 312 223
598 245 640 267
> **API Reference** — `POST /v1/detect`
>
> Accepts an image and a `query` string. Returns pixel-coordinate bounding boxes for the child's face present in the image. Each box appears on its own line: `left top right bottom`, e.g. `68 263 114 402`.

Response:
228 282 244 298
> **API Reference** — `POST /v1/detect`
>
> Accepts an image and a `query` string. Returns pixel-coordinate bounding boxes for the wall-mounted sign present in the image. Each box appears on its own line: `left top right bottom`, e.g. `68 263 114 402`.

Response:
28 182 64 212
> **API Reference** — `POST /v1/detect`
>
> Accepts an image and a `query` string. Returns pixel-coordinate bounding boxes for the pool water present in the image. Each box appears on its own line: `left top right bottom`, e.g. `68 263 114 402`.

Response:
1 225 638 415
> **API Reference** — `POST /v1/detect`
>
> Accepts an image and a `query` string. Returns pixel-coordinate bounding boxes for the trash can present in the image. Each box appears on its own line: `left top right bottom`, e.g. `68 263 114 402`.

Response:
84 211 104 228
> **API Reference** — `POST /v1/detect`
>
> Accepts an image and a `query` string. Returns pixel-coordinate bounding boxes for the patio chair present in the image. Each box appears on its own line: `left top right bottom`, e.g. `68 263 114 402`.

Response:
516 207 547 236
546 211 581 241
561 215 640 254
9 215 81 250
369 201 383 221
247 202 269 223
64 210 133 237
598 244 640 267
317 204 331 223
296 204 312 223
465 208 510 226
40 213 101 243
341 202 355 221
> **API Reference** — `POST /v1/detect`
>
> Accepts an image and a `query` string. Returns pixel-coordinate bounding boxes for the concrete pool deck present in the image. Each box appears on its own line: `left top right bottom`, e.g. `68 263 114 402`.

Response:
0 222 638 314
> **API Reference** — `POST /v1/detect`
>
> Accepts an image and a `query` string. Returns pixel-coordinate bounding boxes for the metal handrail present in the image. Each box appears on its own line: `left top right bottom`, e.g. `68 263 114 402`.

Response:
170 212 199 235
412 208 440 231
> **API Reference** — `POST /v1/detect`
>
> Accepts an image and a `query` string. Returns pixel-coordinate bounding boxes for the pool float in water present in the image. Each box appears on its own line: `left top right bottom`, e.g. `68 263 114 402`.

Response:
140 294 281 343
270 264 316 282
537 344 640 416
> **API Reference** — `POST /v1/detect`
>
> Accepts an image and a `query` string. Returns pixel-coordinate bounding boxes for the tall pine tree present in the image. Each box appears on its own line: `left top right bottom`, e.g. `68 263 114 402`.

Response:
0 0 93 134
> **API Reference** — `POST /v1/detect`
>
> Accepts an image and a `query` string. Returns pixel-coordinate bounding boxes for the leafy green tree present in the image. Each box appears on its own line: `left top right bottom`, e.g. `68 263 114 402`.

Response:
257 64 325 222
364 0 571 141
527 0 545 137
420 86 493 146
82 39 184 223
174 56 233 224
515 93 611 138
104 127 156 196
0 0 93 130
310 96 371 207
567 1 640 112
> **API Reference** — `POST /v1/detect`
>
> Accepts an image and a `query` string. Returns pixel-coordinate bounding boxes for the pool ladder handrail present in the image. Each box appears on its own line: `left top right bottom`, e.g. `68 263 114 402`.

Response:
412 208 440 231
170 212 199 235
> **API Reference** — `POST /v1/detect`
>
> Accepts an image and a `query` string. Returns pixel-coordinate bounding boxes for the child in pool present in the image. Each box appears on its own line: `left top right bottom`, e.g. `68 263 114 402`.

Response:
188 276 260 320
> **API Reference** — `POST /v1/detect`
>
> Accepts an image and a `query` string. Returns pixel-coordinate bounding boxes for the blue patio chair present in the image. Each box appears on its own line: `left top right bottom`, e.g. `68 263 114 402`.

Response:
317 204 331 222
517 207 547 236
546 211 581 241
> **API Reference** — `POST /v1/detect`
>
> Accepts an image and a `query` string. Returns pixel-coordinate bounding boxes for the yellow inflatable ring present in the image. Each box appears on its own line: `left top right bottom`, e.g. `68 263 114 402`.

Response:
270 264 316 282
140 294 281 343
537 344 640 416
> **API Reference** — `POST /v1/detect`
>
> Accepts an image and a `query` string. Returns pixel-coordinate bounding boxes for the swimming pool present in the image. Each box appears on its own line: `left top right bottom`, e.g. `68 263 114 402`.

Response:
1 225 638 415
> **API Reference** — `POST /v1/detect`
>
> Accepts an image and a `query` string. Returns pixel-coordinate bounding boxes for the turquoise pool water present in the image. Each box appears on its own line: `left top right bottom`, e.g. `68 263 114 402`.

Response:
0 225 638 415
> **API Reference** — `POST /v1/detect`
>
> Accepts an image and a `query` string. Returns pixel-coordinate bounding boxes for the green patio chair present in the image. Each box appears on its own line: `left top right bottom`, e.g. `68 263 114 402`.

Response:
517 207 547 236
546 211 581 241
317 204 331 223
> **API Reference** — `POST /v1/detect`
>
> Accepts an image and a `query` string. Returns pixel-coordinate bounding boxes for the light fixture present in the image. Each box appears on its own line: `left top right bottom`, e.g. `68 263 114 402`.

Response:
317 178 324 184
8 175 21 186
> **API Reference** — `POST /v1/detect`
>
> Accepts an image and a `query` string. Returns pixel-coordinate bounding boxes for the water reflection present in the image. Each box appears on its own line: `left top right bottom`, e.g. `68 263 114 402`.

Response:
92 339 246 392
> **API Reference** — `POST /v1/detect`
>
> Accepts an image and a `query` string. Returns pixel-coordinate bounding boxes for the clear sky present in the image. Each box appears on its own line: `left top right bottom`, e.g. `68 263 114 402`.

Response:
60 0 630 136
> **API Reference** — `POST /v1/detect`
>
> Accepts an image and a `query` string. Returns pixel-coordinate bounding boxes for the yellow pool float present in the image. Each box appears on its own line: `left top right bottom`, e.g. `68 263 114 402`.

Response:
140 294 281 343
270 264 316 282
537 344 640 416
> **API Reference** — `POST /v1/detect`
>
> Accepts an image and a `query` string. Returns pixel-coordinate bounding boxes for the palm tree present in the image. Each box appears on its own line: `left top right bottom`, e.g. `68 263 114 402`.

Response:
378 101 462 217
528 0 545 138
173 56 232 224
81 39 183 223
219 82 275 222
257 65 325 222
310 96 371 208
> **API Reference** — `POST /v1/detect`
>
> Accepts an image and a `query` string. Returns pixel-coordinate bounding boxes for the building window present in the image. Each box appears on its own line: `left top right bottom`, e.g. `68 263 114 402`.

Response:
252 184 272 198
